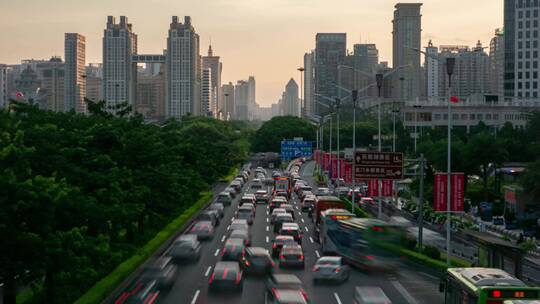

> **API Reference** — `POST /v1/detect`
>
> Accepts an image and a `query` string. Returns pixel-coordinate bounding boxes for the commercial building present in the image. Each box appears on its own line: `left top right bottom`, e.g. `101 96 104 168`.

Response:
102 16 138 111
303 51 315 118
353 44 379 73
166 16 200 118
201 67 213 117
85 63 103 103
202 45 222 117
392 3 422 101
221 82 235 120
38 57 65 112
234 80 249 120
247 76 256 120
136 73 165 121
315 33 346 115
280 78 300 117
425 40 439 98
490 28 505 97
64 33 86 113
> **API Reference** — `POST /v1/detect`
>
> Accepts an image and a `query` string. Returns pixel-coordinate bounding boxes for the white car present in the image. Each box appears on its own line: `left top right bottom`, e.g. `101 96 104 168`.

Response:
271 208 287 224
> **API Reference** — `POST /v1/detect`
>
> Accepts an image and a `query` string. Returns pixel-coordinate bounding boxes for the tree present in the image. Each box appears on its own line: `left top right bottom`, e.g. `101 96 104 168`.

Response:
252 116 316 152
522 158 540 202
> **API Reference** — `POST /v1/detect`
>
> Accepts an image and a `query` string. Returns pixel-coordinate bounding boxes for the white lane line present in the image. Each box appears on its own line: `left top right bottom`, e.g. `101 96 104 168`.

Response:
221 235 226 242
301 218 305 223
420 272 439 280
266 211 269 215
266 226 269 231
191 289 201 304
315 250 320 258
334 292 343 304
391 279 419 304
266 218 269 223
205 266 212 277
266 236 269 243
227 225 231 230
309 237 314 243
0 283 3 287
304 227 309 232
214 249 220 256
295 206 299 210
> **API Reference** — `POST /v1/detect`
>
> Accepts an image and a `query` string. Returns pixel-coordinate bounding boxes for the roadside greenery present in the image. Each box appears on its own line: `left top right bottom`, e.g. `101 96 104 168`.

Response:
252 116 316 153
0 100 249 304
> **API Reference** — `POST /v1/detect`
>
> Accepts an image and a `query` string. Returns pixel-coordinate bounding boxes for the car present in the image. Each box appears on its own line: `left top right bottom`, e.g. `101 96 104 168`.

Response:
255 190 270 203
279 245 304 268
241 203 256 215
122 280 160 304
264 177 275 185
251 178 263 190
236 209 254 225
229 229 251 246
280 204 296 219
236 174 247 183
360 197 376 206
140 257 177 290
334 187 350 199
493 216 505 226
265 273 304 292
240 247 275 275
189 221 214 240
301 196 316 212
312 256 350 283
279 224 302 244
348 188 363 201
270 197 288 212
315 187 330 197
230 181 242 193
221 238 245 261
209 261 243 292
169 234 201 261
265 288 310 304
274 191 289 200
208 203 225 218
229 219 249 232
271 208 287 224
218 191 233 206
197 210 220 227
299 191 313 201
274 213 294 233
299 185 313 196
224 187 237 199
353 286 392 304
234 177 245 187
271 235 296 257
272 171 281 178
240 194 256 206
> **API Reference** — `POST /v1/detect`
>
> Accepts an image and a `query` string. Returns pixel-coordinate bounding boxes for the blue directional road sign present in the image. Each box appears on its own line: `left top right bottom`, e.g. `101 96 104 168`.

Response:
281 140 313 160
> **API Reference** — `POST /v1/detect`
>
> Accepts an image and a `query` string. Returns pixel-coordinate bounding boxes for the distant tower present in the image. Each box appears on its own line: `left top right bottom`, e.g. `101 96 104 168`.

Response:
64 33 86 113
425 40 439 98
202 44 222 117
201 67 213 117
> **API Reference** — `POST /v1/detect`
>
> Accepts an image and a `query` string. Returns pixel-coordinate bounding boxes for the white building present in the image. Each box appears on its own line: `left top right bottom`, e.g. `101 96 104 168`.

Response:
64 33 86 113
202 45 222 118
201 67 213 117
425 40 439 98
490 28 505 98
166 16 200 119
102 16 138 111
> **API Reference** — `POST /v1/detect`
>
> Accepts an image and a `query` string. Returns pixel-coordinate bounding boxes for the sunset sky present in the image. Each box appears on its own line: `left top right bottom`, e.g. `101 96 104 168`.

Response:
0 0 503 106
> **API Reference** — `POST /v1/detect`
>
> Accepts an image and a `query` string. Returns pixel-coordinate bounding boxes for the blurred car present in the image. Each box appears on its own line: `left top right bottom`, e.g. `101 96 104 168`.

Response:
301 196 316 212
229 219 249 232
265 273 304 292
221 238 245 261
299 191 313 201
279 245 304 268
274 213 294 233
189 221 214 240
274 191 289 200
140 257 177 290
208 203 225 218
255 189 270 203
271 235 296 257
334 187 350 199
279 223 302 244
271 208 287 224
314 187 330 197
209 261 243 292
360 197 376 206
224 187 237 199
353 286 392 304
122 280 160 304
237 206 255 225
264 177 275 185
280 204 296 219
299 185 313 197
241 203 256 215
272 171 281 178
236 173 247 183
312 256 350 283
251 178 263 190
348 188 363 201
230 181 242 193
218 191 233 206
265 289 310 304
169 234 201 262
270 197 288 212
229 229 251 246
240 247 275 275
234 177 245 187
240 194 256 206
197 210 220 227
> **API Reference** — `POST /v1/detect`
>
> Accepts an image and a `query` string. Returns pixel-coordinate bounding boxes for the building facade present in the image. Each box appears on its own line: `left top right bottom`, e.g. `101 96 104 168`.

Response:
353 44 379 73
247 76 256 120
0 65 8 108
280 78 300 117
38 57 65 112
201 67 213 117
103 16 138 111
303 51 315 118
202 45 222 118
221 82 235 120
136 73 165 121
234 80 249 120
425 40 439 98
392 3 422 101
64 33 86 113
315 33 346 115
490 28 505 98
166 16 200 119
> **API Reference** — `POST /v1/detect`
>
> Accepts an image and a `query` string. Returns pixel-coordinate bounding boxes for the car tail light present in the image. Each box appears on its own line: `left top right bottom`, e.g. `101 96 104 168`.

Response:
245 260 251 267
335 267 342 273
299 254 304 261
366 255 374 260
208 273 215 284
272 243 277 249
312 266 319 272
235 272 242 285
491 290 501 298
144 292 159 304
300 288 308 300
221 248 226 256
372 226 383 232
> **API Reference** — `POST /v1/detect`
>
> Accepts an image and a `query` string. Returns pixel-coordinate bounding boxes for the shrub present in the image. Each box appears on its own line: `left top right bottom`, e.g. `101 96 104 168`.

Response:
422 245 441 260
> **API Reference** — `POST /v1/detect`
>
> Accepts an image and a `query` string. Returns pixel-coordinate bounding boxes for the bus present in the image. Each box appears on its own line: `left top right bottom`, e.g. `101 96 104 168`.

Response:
440 267 540 304
314 196 346 225
317 209 355 253
319 217 406 270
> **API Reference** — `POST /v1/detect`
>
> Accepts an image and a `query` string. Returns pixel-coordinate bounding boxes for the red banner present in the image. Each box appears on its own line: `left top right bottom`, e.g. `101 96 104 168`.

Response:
344 162 353 184
331 157 338 179
382 180 393 197
434 173 465 212
323 153 330 170
368 179 378 197
339 160 346 180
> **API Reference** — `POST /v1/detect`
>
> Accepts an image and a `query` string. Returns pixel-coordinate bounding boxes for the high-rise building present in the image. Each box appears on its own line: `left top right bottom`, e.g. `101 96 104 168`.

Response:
15 66 42 106
38 57 65 112
281 78 300 117
221 82 235 120
201 67 213 117
315 33 346 115
202 45 222 117
0 65 8 108
234 80 249 120
504 0 540 99
490 28 505 98
303 51 315 118
64 33 86 113
392 3 422 101
166 16 200 119
103 16 138 111
136 73 165 121
247 76 256 120
425 40 439 98
353 44 379 73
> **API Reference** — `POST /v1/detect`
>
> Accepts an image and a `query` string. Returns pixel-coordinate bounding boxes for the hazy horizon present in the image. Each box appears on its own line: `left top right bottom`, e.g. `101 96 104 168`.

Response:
0 0 502 106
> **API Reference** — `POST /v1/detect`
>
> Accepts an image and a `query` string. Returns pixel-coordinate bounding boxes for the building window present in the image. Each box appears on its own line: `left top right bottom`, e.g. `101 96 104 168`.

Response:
494 114 499 120
486 114 492 120
519 31 524 39
519 21 523 29
534 61 539 68
535 10 539 17
470 114 476 120
535 71 538 78
527 61 531 68
519 41 524 49
519 72 523 79
519 82 523 89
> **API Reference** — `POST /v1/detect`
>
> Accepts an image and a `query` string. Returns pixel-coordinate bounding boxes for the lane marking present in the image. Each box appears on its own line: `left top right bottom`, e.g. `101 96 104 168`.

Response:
309 237 314 244
221 235 226 242
301 218 305 223
266 236 269 243
420 272 439 280
227 225 231 230
214 249 220 256
390 279 419 304
334 292 343 304
304 227 309 232
315 250 320 258
191 290 201 304
266 226 269 231
266 218 269 223
205 266 212 277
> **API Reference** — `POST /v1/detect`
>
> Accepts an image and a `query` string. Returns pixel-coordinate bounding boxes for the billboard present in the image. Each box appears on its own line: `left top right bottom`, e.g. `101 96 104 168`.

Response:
281 140 313 160
355 151 404 180
434 173 465 212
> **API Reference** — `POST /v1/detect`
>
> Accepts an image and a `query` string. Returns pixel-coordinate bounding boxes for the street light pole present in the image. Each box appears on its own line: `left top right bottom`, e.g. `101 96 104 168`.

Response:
298 67 305 117
413 104 422 154
376 73 384 219
352 90 358 214
329 115 333 186
446 57 456 266
336 98 341 183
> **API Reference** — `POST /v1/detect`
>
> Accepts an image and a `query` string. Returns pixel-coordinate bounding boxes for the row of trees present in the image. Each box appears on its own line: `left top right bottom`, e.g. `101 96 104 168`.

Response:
0 101 249 303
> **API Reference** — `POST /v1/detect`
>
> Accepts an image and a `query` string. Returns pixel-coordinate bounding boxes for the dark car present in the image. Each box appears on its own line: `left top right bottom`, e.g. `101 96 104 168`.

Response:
265 274 308 303
237 207 255 225
270 197 288 212
240 247 274 275
224 187 237 199
240 195 256 206
221 238 245 261
301 196 316 212
140 257 177 291
208 203 225 218
197 210 220 227
229 229 251 246
279 245 304 268
122 280 160 304
217 191 233 206
255 190 270 203
271 235 296 257
280 204 296 220
279 224 302 244
274 213 294 233
209 261 243 292
189 221 214 240
169 234 201 262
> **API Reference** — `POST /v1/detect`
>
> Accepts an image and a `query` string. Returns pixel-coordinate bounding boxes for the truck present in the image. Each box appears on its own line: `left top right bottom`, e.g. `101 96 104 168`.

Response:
273 177 292 199
314 196 346 225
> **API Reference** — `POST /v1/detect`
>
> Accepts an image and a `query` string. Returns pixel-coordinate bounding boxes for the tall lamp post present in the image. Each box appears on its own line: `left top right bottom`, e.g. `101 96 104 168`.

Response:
351 89 358 213
446 57 456 266
413 104 422 154
335 97 341 183
298 67 305 117
376 73 384 219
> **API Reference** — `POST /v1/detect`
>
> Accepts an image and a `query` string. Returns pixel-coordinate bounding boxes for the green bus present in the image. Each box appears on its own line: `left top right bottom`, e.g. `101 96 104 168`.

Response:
440 267 540 304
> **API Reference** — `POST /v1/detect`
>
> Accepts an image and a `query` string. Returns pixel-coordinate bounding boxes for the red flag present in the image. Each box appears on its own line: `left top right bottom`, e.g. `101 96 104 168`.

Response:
15 91 24 98
450 96 460 103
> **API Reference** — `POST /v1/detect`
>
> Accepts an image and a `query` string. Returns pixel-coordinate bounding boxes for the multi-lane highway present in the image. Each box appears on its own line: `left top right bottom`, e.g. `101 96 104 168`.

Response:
118 160 444 303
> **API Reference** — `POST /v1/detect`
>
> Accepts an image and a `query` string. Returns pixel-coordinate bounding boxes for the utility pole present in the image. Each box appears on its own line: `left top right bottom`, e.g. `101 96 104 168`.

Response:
446 57 456 266
418 153 425 248
336 98 341 183
376 73 384 219
352 89 358 214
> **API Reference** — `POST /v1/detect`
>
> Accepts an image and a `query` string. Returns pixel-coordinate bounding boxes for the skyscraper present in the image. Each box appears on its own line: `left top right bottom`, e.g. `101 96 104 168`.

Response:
201 67 213 117
103 16 138 111
303 51 315 118
392 3 422 101
202 45 222 117
39 57 65 112
504 0 540 99
136 73 165 121
247 76 256 120
166 16 200 118
315 33 346 115
425 40 439 98
353 44 379 73
64 33 86 113
281 78 300 117
490 28 505 98
234 80 249 120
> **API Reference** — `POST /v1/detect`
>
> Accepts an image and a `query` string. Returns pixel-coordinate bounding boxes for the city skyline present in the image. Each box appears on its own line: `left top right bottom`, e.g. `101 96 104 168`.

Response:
1 0 502 106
